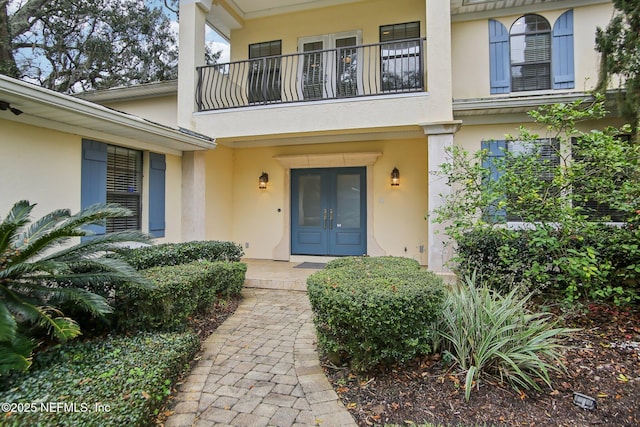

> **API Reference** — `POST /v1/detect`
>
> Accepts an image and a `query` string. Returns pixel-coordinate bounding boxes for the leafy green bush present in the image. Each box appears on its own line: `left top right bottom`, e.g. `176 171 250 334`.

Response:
456 225 640 304
115 261 246 330
0 200 150 375
307 256 445 371
434 275 576 401
116 240 244 270
0 331 199 427
434 97 640 305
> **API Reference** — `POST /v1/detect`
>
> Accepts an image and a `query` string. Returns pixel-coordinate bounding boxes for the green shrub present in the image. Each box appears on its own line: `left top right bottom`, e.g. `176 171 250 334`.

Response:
0 331 199 427
116 240 244 270
0 200 150 375
456 225 640 304
115 261 246 330
307 256 445 371
434 275 576 401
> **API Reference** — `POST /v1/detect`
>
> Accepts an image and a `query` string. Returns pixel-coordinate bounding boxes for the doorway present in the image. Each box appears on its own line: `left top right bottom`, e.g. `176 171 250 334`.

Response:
291 167 367 256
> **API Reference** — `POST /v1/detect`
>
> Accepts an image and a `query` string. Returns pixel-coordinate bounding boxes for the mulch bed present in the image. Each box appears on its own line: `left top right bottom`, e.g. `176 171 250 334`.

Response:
322 302 640 427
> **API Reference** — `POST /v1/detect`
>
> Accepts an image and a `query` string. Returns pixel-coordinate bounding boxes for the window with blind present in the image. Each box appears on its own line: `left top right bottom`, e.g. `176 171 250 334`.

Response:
510 14 551 91
380 21 423 92
106 145 141 232
248 40 282 103
482 138 559 222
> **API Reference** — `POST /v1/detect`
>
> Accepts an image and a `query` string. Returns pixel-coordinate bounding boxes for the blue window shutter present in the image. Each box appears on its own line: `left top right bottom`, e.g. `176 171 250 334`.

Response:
81 139 107 237
481 140 507 220
553 10 574 89
489 19 510 94
149 153 166 238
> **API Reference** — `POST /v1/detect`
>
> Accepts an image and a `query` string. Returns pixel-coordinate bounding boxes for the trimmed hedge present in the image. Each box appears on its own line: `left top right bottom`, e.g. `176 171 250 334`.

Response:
456 225 640 303
116 240 244 270
115 261 246 330
307 256 445 371
0 331 199 427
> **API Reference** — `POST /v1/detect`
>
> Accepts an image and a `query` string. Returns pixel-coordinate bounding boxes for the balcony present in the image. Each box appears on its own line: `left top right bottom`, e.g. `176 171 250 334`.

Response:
196 38 427 111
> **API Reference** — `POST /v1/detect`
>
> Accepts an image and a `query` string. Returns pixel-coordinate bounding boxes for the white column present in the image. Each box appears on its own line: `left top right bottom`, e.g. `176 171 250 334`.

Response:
177 0 210 129
178 0 210 241
422 122 461 275
425 0 454 121
182 151 208 241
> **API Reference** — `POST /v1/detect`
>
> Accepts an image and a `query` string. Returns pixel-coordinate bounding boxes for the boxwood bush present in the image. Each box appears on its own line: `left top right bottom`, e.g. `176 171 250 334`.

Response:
456 225 640 304
0 331 199 427
116 240 244 270
115 260 246 330
307 256 445 371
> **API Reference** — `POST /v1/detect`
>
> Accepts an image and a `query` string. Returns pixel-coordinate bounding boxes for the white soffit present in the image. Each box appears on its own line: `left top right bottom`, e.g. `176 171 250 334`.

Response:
0 75 215 154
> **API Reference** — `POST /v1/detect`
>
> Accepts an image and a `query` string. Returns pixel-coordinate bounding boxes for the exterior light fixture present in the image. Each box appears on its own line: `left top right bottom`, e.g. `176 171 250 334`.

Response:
573 392 596 410
259 172 269 189
391 167 400 186
0 100 23 116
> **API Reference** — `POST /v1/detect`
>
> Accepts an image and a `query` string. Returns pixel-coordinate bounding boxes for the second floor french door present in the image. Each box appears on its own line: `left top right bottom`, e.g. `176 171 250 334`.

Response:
298 31 362 100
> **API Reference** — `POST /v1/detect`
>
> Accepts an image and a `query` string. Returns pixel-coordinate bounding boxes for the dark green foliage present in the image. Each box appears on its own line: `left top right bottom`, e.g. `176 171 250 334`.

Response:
434 97 640 305
307 256 445 371
0 331 199 427
596 0 640 135
456 225 640 304
115 261 246 330
0 200 150 375
0 0 179 92
116 240 244 270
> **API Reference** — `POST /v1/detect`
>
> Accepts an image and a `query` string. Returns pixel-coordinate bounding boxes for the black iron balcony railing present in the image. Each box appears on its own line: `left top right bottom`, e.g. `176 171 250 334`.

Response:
196 38 426 111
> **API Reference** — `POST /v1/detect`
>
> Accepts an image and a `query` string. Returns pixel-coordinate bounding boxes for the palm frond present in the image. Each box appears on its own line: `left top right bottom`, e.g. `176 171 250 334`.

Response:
0 335 35 375
0 302 17 342
36 307 82 341
44 287 112 316
14 208 72 250
0 200 34 254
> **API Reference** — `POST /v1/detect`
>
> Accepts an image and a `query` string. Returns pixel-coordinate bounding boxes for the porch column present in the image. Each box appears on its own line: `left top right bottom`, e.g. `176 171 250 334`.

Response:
425 0 454 121
178 0 210 241
422 122 462 275
182 151 207 241
177 0 210 128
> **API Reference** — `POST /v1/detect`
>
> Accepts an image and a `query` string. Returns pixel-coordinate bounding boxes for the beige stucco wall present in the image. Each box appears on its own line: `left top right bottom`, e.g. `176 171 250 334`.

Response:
229 0 425 60
0 118 183 243
204 145 235 241
452 3 615 100
1 120 81 219
208 138 429 264
103 95 178 128
454 115 627 158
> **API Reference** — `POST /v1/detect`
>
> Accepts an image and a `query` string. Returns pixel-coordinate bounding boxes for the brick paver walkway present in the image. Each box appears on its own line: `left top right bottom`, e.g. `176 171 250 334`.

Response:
164 288 356 427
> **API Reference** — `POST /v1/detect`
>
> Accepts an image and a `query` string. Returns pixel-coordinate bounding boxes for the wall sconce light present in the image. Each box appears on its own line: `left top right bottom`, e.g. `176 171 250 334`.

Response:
259 172 269 189
0 100 23 116
391 167 400 186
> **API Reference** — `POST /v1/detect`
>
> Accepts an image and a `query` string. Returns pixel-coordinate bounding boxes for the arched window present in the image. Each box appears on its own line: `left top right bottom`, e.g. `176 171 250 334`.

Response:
509 14 551 91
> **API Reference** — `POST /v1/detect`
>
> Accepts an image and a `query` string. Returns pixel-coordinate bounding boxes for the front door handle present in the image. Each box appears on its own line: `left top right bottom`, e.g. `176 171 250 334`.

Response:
323 209 327 229
329 209 334 230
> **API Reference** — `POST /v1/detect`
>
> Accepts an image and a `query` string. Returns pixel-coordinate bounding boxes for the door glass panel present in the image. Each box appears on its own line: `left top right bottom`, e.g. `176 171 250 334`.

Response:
336 36 357 97
336 174 360 228
302 41 324 100
298 175 322 227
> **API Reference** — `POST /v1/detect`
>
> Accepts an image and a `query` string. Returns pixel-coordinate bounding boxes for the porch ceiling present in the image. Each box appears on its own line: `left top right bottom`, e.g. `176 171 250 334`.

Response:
450 0 611 21
208 0 612 36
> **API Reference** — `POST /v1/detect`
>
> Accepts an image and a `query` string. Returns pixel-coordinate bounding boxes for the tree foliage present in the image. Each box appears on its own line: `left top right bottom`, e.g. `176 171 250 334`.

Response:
434 96 640 303
596 0 640 136
0 0 180 92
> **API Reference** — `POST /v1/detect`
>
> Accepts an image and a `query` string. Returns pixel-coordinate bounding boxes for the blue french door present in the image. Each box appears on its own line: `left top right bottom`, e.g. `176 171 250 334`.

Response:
291 167 367 256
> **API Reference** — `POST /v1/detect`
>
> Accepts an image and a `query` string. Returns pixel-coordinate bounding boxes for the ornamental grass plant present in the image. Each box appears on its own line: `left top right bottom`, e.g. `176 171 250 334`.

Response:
435 274 577 401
